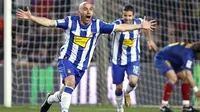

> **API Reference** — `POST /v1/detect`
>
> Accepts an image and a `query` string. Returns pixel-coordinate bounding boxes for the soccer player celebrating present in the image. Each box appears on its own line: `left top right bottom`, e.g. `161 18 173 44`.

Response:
154 42 200 112
16 1 156 112
111 4 157 112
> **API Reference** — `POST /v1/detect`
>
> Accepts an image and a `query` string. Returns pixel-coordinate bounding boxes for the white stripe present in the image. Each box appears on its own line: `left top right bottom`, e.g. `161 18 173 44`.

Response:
58 17 72 59
121 32 129 65
68 20 80 63
130 29 139 62
112 19 122 64
87 20 100 67
77 24 92 69
137 39 140 60
112 32 120 64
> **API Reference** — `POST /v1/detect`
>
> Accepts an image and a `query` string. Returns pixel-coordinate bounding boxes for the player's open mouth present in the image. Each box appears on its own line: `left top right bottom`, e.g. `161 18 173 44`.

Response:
86 16 91 19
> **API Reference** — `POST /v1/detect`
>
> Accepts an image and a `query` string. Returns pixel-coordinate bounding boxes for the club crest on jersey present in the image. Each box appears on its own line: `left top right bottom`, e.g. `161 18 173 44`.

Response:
67 69 71 73
165 60 171 67
74 35 90 48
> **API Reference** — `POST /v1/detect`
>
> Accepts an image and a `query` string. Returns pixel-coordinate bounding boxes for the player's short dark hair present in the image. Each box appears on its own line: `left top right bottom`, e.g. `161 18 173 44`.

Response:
192 42 200 53
123 4 134 14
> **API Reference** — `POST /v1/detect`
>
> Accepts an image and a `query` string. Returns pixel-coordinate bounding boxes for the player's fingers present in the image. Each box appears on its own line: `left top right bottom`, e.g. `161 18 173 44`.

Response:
150 20 156 23
16 11 25 15
18 9 26 14
27 6 30 11
16 13 22 17
151 22 157 26
150 26 156 29
153 46 158 52
149 28 154 31
16 12 26 18
148 44 152 50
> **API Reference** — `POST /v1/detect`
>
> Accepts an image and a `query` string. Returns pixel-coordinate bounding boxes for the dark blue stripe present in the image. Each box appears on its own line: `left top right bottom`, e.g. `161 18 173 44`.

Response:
117 33 124 65
136 36 139 61
134 18 142 61
127 32 134 63
65 17 77 58
64 86 74 94
73 23 87 69
83 22 97 69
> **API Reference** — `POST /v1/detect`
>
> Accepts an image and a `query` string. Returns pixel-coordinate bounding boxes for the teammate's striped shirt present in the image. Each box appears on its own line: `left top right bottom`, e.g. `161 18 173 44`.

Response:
56 16 115 70
111 18 143 65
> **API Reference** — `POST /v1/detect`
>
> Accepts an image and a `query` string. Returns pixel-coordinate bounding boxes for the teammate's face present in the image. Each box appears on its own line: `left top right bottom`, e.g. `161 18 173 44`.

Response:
78 2 93 25
122 11 134 24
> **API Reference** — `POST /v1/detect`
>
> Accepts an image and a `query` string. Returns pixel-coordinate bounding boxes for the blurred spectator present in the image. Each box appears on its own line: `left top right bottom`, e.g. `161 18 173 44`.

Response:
54 0 71 18
31 0 53 17
167 9 176 44
174 9 188 42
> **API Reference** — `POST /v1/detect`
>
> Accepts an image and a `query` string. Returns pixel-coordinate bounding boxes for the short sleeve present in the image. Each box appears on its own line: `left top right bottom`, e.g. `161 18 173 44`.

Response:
135 18 143 24
56 17 69 30
99 21 115 34
112 20 121 25
182 51 194 71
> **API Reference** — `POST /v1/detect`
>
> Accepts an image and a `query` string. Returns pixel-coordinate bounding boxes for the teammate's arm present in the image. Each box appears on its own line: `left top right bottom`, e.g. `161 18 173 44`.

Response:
185 70 200 100
16 7 56 27
144 29 158 51
185 70 196 88
114 20 156 32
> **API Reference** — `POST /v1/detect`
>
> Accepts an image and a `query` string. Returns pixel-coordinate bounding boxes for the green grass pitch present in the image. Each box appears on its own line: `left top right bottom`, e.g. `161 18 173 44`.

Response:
0 104 184 112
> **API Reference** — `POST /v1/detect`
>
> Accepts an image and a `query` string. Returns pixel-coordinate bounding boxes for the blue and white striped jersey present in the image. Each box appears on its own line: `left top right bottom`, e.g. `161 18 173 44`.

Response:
111 18 143 65
56 16 115 70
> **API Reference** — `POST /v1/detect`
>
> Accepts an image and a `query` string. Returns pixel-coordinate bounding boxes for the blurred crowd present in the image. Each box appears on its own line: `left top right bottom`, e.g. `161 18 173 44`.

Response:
0 0 199 64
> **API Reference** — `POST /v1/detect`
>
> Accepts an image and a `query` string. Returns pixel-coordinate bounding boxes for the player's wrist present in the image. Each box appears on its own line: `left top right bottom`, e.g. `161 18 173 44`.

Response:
193 86 199 92
140 24 143 29
30 15 33 20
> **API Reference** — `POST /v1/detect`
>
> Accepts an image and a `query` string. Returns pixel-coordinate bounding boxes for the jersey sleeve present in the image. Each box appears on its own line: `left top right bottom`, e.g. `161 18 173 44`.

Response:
55 16 69 30
182 51 194 71
138 18 143 23
112 20 121 25
99 21 115 34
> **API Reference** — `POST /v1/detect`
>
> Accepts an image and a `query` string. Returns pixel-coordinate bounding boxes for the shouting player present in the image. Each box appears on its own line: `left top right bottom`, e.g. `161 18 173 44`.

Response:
111 4 157 112
154 42 200 112
16 1 156 112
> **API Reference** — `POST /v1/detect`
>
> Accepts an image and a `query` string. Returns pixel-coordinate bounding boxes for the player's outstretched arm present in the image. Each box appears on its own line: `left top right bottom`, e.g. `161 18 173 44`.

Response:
16 7 56 27
144 29 158 51
185 70 196 88
114 20 156 32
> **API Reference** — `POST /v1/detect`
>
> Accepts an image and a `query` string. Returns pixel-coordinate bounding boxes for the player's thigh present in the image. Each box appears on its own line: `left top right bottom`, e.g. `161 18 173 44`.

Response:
112 63 126 84
177 70 189 83
58 59 77 87
126 61 140 84
128 75 138 85
166 70 178 83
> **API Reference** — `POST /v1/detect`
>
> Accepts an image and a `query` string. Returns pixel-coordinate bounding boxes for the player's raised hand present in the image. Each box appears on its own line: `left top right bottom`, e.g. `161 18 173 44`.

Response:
142 20 156 31
16 7 32 20
148 40 158 52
